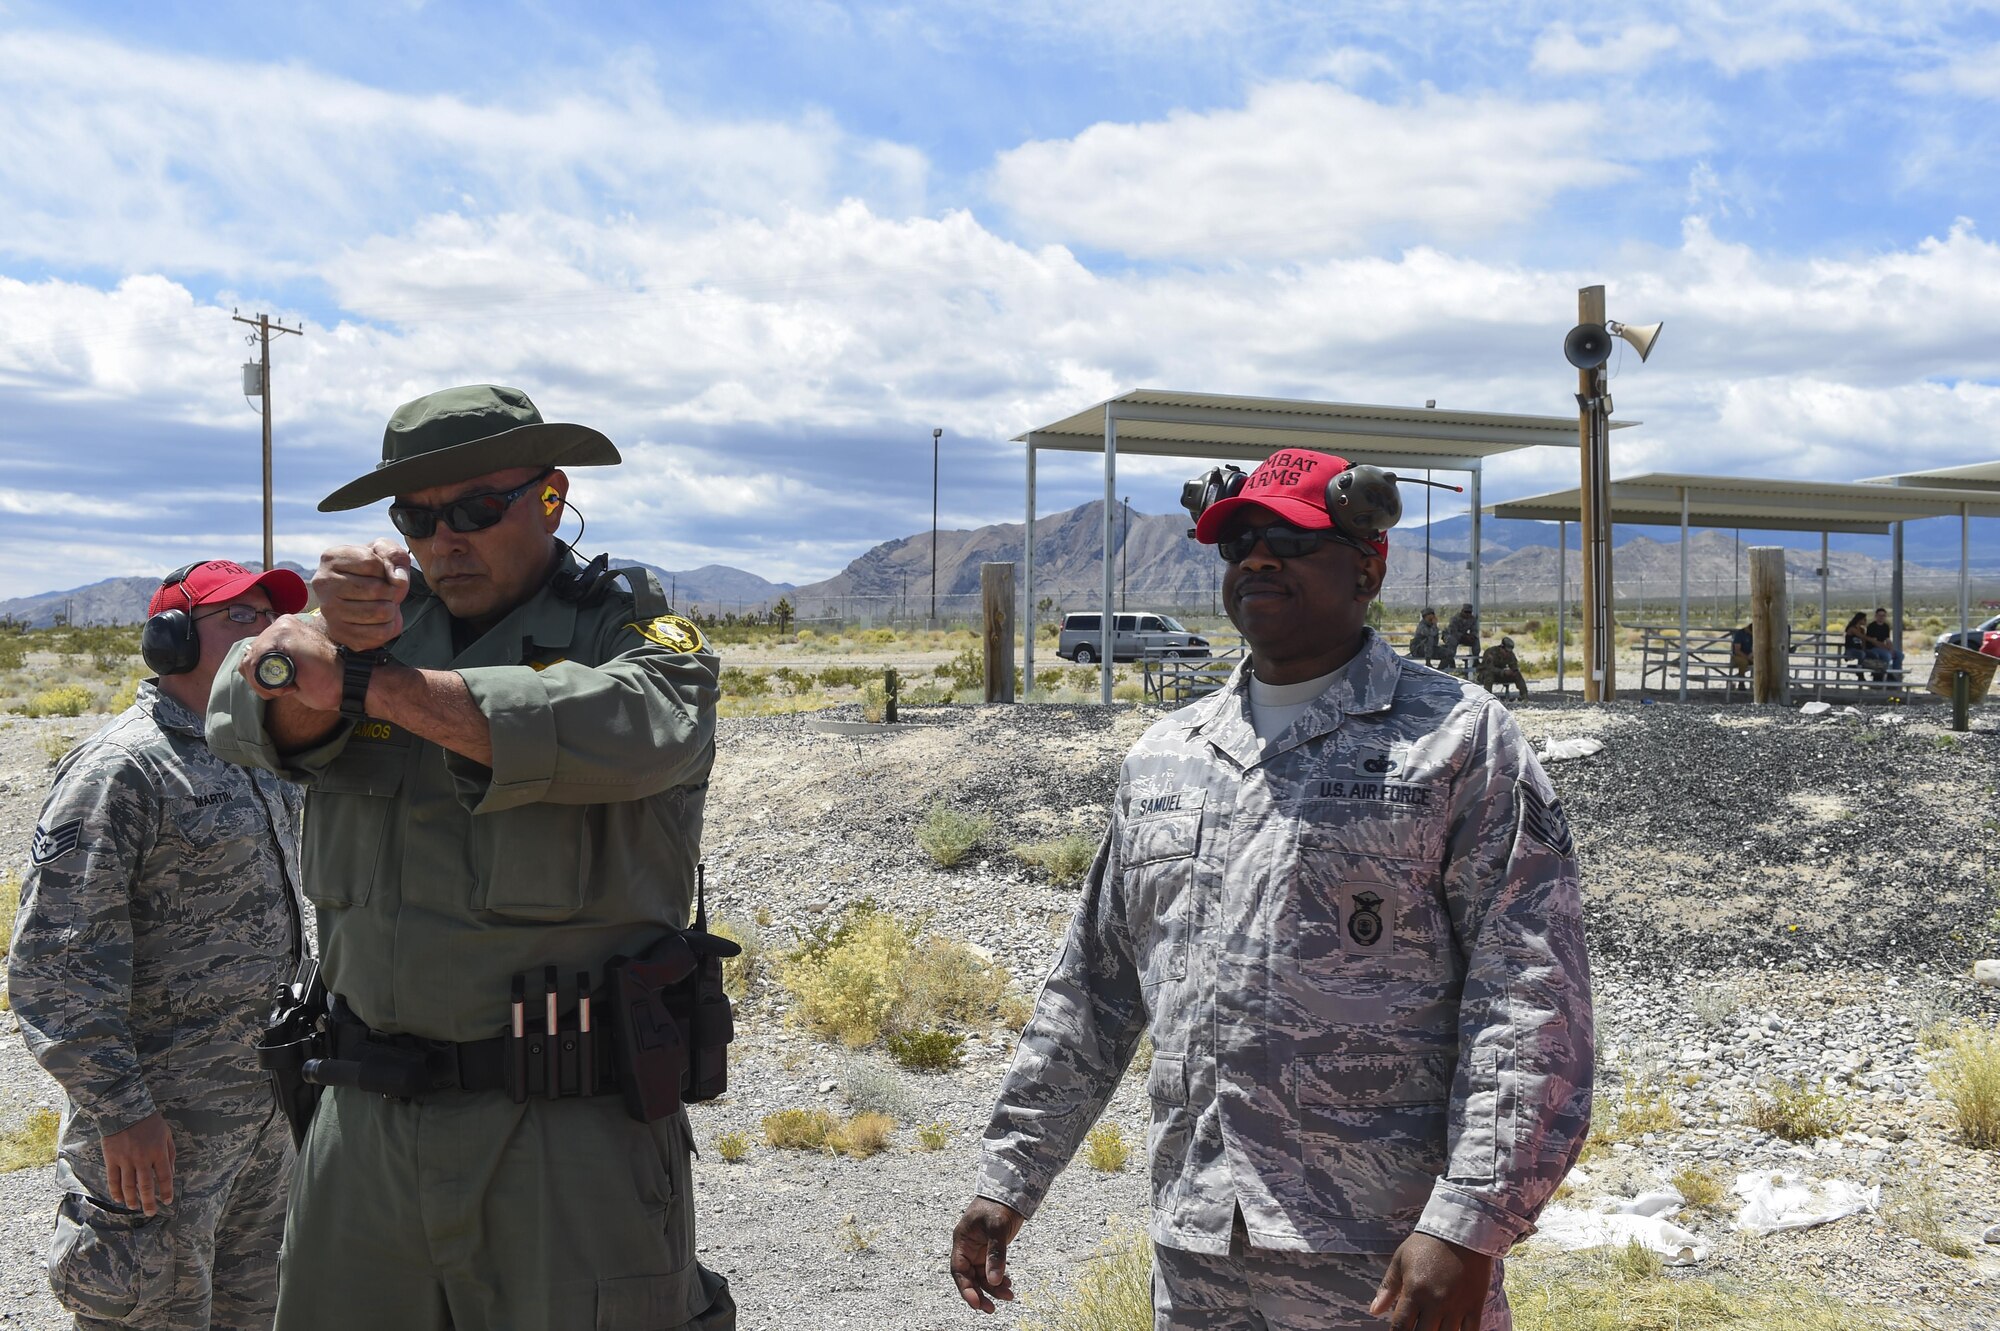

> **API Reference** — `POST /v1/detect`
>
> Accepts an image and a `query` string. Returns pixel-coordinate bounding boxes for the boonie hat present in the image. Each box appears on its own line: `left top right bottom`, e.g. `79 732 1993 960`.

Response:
319 384 620 512
149 560 308 616
1192 448 1388 556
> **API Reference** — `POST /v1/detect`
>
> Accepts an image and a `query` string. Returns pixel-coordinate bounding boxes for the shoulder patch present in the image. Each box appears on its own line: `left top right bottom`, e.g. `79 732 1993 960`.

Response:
1520 783 1575 858
30 819 84 866
627 614 707 654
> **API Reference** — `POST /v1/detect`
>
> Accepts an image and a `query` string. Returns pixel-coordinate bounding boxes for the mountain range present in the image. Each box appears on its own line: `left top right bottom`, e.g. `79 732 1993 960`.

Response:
2 504 1979 628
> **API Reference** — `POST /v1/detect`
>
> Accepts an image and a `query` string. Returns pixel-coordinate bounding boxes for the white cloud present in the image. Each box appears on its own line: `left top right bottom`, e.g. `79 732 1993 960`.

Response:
0 30 927 277
1531 22 1682 75
989 81 1662 261
1931 42 2000 99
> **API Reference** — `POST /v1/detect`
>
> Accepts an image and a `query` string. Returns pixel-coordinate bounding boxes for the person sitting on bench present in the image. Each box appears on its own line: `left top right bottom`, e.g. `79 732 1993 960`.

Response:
1865 607 1904 682
1729 624 1752 678
1407 607 1451 668
1843 612 1895 683
1445 603 1480 673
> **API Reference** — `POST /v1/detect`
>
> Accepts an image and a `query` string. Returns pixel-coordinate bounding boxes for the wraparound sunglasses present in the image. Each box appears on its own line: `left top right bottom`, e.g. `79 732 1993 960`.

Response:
389 469 554 540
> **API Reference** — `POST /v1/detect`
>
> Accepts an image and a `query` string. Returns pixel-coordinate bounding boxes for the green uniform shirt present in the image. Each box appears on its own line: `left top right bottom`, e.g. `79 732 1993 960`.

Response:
207 564 719 1043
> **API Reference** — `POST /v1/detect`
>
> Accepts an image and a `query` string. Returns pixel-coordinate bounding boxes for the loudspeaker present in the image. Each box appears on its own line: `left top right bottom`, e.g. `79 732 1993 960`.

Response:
1607 319 1663 362
1563 323 1613 369
141 564 201 677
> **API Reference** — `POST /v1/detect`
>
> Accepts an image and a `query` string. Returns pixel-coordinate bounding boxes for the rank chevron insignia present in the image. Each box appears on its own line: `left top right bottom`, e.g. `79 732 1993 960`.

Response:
30 819 83 866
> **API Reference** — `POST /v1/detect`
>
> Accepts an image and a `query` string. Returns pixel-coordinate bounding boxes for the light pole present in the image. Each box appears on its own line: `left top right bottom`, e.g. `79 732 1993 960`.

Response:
930 427 942 628
1120 495 1129 611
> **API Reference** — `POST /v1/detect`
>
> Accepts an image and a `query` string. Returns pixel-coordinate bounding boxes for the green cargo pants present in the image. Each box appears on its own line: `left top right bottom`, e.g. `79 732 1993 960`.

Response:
274 1086 734 1331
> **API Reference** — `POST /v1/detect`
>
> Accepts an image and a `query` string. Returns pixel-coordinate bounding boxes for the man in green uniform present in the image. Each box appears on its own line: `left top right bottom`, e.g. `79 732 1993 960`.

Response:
207 384 733 1331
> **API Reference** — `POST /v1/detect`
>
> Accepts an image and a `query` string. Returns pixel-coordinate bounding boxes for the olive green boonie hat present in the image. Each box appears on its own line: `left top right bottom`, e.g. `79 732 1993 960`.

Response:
317 384 621 512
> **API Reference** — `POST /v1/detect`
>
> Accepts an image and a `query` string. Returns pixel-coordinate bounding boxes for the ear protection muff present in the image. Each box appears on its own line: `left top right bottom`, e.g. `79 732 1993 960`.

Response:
141 564 202 677
1181 461 1456 551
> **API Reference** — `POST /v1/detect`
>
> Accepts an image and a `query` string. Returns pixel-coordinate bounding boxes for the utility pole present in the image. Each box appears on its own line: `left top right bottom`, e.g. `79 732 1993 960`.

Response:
930 427 942 628
234 310 304 571
1574 285 1615 701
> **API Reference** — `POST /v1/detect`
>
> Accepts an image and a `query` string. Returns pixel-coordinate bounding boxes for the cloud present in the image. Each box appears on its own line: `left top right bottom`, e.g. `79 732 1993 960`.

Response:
0 29 927 277
1931 42 2000 99
989 81 1662 261
1531 21 1682 75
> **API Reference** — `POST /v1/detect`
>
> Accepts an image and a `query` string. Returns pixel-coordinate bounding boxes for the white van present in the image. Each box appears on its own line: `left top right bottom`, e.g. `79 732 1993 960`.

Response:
1056 612 1210 664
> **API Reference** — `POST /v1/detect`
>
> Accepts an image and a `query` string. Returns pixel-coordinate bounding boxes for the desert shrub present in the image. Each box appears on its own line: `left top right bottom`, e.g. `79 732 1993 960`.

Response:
1930 1022 2000 1149
828 1111 895 1159
998 992 1034 1030
839 1215 875 1251
721 667 772 698
1669 1164 1727 1212
0 640 24 670
916 1122 950 1152
894 937 1011 1030
841 1058 918 1120
888 1028 966 1072
1014 833 1098 887
710 915 762 1001
24 685 93 718
762 1108 839 1150
904 682 953 705
1748 1079 1851 1142
816 665 875 689
795 629 818 643
1885 1171 1975 1257
1112 681 1144 703
1028 1222 1151 1331
862 628 896 645
1130 1034 1154 1076
1083 1123 1130 1173
1688 983 1739 1031
944 645 983 689
108 673 145 713
714 1131 750 1163
917 802 992 868
0 873 18 1012
38 731 77 766
860 680 889 723
0 1109 59 1173
782 907 913 1046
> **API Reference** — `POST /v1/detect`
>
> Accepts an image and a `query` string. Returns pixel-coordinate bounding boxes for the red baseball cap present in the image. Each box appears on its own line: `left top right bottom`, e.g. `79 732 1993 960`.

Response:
148 560 309 617
1192 449 1388 556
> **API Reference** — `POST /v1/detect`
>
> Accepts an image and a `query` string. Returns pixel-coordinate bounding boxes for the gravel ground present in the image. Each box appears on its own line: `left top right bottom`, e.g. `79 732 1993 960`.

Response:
0 694 1997 1328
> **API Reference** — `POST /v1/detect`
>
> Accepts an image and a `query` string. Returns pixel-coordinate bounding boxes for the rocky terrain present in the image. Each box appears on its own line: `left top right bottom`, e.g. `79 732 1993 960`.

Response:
0 695 1996 1328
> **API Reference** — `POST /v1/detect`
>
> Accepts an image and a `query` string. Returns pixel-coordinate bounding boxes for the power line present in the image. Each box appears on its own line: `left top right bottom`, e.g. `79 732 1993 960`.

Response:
232 310 304 571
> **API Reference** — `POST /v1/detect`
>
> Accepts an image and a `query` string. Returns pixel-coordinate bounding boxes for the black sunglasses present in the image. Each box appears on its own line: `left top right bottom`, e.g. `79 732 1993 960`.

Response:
1216 522 1370 563
389 469 553 540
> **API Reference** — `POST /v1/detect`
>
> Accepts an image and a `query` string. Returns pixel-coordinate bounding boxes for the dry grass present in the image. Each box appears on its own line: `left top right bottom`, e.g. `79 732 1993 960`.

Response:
0 1109 59 1173
1670 1164 1729 1213
916 1122 950 1152
780 903 1015 1049
1929 1022 2000 1149
917 802 992 868
714 1130 750 1163
1747 1079 1851 1142
22 684 95 718
1507 1247 1918 1330
1013 833 1098 887
838 1214 876 1252
1083 1123 1130 1173
1885 1171 1975 1259
828 1111 895 1159
710 914 762 1001
762 1107 839 1151
886 1028 965 1072
38 729 78 766
1024 1222 1152 1331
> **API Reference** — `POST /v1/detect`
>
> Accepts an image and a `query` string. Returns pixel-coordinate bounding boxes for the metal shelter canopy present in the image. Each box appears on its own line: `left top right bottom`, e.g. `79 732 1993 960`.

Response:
1864 459 2000 492
1015 389 1628 702
1486 472 2000 700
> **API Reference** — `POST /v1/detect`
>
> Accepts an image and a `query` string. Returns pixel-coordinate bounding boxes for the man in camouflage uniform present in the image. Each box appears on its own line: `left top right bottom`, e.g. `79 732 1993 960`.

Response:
952 450 1593 1331
208 384 732 1331
1444 603 1480 674
10 559 309 1329
1475 638 1527 702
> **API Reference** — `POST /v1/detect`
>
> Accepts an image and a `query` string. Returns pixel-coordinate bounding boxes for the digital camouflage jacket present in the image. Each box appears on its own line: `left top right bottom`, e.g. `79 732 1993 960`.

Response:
976 630 1593 1258
10 682 304 1138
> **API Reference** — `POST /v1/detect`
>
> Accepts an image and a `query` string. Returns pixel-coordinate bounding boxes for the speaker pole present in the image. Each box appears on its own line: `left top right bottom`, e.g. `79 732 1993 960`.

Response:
1575 284 1615 702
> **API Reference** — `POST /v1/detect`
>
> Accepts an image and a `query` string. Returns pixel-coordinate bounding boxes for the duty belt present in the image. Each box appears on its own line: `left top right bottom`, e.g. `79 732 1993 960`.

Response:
309 999 616 1103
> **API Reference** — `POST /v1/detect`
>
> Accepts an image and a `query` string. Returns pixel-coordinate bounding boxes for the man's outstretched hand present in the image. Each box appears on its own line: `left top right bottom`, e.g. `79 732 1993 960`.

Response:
950 1198 1026 1313
1369 1231 1493 1331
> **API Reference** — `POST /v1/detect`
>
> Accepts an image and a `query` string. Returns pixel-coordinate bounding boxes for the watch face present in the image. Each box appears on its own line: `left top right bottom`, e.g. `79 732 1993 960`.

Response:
255 651 296 690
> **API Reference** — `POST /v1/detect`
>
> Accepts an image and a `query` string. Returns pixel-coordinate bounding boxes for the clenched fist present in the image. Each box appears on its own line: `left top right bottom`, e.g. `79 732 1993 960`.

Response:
313 539 412 651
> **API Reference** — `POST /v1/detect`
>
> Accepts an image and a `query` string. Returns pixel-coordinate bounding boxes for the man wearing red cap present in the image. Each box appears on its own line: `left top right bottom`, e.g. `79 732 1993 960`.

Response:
11 559 310 1330
954 450 1593 1330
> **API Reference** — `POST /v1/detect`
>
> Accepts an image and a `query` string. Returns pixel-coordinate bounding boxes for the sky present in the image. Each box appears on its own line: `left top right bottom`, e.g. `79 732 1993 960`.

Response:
3 0 1999 595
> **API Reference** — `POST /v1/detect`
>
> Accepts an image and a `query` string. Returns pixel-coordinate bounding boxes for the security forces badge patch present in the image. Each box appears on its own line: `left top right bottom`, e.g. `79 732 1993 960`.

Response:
628 614 707 655
1340 877 1395 958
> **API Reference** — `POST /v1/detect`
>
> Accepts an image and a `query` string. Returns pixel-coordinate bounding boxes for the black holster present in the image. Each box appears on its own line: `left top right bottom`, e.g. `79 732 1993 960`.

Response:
603 926 740 1123
256 957 329 1147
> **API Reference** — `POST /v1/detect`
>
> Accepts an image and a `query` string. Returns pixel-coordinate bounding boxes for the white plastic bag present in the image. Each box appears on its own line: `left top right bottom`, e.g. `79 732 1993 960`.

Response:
1535 1201 1709 1266
1541 737 1605 762
1731 1171 1879 1235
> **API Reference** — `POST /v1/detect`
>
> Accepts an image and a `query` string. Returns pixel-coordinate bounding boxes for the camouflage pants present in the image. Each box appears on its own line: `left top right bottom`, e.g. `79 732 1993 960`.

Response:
1152 1226 1510 1331
48 1103 291 1330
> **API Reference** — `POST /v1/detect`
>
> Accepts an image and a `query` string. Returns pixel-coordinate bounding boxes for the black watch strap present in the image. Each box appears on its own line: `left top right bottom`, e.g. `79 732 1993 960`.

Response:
337 648 389 722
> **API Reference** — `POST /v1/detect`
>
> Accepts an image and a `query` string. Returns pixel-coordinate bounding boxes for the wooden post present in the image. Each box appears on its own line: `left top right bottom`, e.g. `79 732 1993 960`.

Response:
884 667 899 724
1749 546 1788 705
1576 284 1616 701
982 562 1016 703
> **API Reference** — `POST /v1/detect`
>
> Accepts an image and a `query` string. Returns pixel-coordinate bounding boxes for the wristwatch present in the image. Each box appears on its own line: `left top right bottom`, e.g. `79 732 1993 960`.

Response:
336 647 391 722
